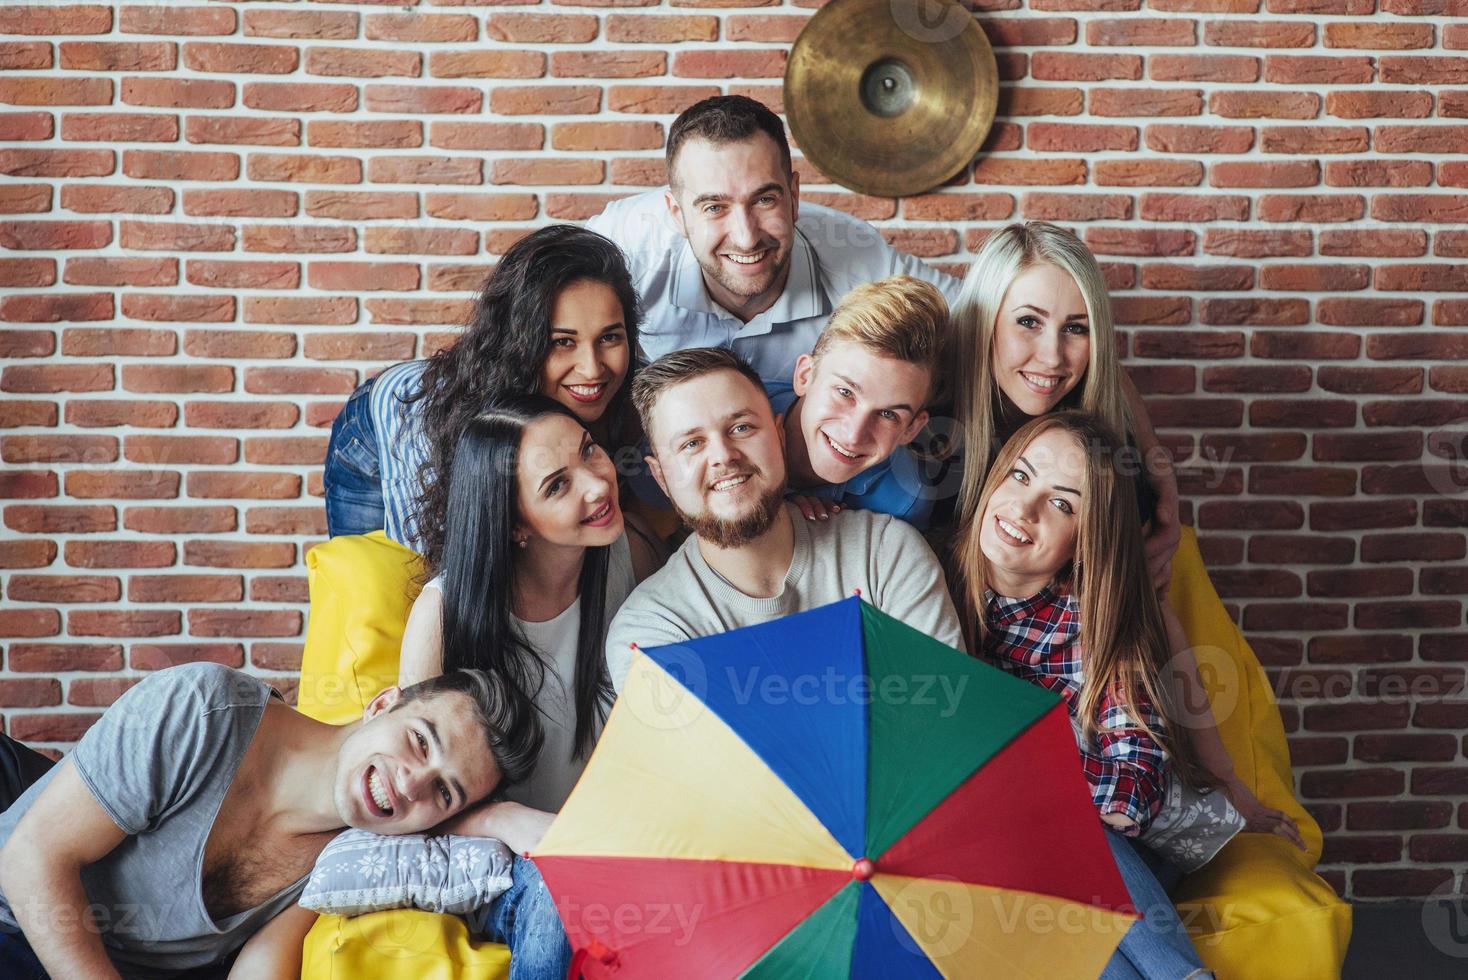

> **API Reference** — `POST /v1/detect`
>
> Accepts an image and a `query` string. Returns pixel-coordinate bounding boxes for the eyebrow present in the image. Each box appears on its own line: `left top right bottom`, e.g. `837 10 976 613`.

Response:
690 183 785 208
550 323 624 335
423 718 466 809
1017 455 1080 497
537 466 567 494
834 373 914 415
671 409 756 443
1013 304 1088 321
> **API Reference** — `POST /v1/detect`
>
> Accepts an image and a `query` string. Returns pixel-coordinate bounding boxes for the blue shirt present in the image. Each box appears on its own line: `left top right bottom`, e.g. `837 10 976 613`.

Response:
369 359 431 550
586 190 960 383
765 381 935 530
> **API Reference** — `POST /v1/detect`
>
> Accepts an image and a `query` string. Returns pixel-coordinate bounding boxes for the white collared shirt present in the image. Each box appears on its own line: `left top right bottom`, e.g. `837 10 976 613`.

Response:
587 189 961 382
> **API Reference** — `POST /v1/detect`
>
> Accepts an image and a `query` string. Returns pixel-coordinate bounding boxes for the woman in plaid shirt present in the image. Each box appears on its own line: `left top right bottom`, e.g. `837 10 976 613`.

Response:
950 412 1270 980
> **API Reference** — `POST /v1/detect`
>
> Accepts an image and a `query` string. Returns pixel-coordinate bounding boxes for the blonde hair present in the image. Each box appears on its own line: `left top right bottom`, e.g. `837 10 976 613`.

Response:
812 275 947 404
950 222 1131 523
952 412 1209 789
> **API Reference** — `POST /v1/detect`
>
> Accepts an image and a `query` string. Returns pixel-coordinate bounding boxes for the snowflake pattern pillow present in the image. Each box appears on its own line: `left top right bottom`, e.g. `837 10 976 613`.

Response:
299 828 515 917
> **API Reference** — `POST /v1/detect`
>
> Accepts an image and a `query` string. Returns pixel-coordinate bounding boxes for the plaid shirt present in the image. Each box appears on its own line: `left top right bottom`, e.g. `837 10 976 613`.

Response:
982 581 1169 835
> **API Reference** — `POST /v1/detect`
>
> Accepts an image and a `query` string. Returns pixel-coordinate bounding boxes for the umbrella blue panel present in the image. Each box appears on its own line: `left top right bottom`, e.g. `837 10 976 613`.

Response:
850 883 943 980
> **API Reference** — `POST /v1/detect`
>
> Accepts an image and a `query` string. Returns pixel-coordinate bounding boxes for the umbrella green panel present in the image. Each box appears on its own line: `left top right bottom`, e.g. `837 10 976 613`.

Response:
860 602 1059 860
637 598 872 858
739 881 862 979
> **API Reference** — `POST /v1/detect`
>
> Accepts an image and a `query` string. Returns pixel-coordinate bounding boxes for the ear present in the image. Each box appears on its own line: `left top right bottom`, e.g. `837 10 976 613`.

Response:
664 188 688 240
792 352 815 398
788 168 800 221
364 685 402 721
647 453 669 500
898 410 930 447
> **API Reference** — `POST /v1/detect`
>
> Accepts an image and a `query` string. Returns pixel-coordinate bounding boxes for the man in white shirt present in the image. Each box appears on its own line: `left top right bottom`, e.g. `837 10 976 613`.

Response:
586 95 959 382
605 347 965 691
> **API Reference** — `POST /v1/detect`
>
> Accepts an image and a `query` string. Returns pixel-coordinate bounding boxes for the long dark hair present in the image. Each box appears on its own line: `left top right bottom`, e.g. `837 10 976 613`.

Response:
437 396 614 761
411 224 641 572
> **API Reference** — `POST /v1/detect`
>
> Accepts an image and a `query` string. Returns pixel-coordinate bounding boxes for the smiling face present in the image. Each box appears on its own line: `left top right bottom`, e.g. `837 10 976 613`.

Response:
978 425 1088 592
515 412 623 549
646 368 787 548
791 342 931 486
665 135 799 321
991 262 1092 417
333 689 500 834
539 278 630 425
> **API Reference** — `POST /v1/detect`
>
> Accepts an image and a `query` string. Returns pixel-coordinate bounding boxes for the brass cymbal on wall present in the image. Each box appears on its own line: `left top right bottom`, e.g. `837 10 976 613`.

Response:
783 0 998 199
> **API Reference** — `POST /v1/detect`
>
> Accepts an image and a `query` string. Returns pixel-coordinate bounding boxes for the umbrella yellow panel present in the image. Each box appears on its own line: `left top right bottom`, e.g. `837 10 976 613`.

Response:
537 654 850 872
872 875 1135 980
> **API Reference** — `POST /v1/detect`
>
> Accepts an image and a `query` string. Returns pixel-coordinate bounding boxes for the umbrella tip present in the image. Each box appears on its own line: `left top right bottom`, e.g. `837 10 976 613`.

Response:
852 857 875 881
628 642 638 650
852 587 862 597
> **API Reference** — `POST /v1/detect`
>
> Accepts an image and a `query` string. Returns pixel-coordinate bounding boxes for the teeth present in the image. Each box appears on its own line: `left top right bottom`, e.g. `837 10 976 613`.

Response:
824 432 859 460
368 768 391 813
569 384 604 397
724 250 768 265
583 502 610 523
997 517 1032 544
712 475 750 492
1022 372 1059 391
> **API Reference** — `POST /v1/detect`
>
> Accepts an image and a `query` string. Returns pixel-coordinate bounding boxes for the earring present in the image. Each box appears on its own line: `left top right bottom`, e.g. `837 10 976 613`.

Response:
517 537 528 549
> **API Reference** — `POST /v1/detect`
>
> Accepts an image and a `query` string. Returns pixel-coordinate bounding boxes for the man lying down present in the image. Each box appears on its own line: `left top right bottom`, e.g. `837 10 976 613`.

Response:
0 662 537 979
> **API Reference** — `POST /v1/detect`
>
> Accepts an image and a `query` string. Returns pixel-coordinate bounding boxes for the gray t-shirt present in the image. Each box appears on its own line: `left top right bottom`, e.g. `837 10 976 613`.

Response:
0 663 293 978
606 504 966 691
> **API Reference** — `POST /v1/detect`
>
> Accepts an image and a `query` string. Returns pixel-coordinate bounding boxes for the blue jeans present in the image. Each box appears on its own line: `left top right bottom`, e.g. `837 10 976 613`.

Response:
470 856 571 980
1101 832 1212 980
0 929 46 980
324 376 386 538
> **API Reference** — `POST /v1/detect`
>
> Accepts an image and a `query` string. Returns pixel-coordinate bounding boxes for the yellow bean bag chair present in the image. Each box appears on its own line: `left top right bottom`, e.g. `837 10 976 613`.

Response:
297 530 512 980
1168 526 1352 979
296 528 1349 978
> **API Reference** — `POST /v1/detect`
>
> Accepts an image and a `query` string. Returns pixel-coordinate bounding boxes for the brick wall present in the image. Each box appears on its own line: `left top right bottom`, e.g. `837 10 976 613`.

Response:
1 0 1465 901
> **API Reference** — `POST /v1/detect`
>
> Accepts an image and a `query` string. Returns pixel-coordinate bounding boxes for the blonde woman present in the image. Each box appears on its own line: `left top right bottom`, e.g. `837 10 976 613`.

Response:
949 222 1181 587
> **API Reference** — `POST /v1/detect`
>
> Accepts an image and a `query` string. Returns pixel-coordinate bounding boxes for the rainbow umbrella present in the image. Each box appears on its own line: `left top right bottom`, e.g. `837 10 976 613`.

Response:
535 597 1137 977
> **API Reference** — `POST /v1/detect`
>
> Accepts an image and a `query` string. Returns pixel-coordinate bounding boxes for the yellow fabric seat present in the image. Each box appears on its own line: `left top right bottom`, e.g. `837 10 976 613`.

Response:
295 528 1349 978
1168 527 1352 979
297 531 512 979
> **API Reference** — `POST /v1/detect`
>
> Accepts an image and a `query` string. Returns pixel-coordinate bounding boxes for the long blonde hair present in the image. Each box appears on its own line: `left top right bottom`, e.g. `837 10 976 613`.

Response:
950 222 1131 523
953 412 1208 788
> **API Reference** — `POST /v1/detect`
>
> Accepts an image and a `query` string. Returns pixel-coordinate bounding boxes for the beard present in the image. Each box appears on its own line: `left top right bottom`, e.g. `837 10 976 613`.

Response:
696 243 790 302
674 480 786 549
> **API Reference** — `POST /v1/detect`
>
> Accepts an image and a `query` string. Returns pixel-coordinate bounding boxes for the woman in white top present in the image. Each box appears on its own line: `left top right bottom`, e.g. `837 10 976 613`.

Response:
398 395 662 855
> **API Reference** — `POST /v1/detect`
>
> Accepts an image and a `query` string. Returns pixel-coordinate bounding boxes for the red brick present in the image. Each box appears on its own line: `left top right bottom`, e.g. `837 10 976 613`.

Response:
1092 160 1202 187
1150 54 1259 83
1311 500 1419 531
60 185 174 215
427 50 546 80
183 330 297 360
243 367 357 395
8 574 119 604
243 297 358 327
1208 91 1321 121
8 713 102 743
123 506 236 535
120 364 234 395
121 4 236 35
1325 90 1433 119
369 12 479 42
1204 21 1314 46
120 294 234 324
60 41 176 72
305 191 418 221
0 77 113 107
606 14 718 42
1027 122 1139 152
184 401 300 430
1326 160 1432 189
66 257 175 288
185 260 300 291
606 84 719 115
2 435 116 466
120 220 235 253
183 42 298 75
1376 126 1468 155
429 122 544 152
1321 364 1430 396
188 609 303 638
121 78 235 112
1379 56 1468 85
1314 430 1423 461
0 148 114 178
0 5 112 34
999 88 1085 118
130 574 243 604
244 83 357 115
0 470 56 498
1089 87 1201 117
246 153 361 185
0 539 56 569
1 364 112 394
363 84 482 115
186 471 301 501
124 435 238 467
303 332 415 361
242 225 356 255
1368 332 1468 360
69 610 180 638
1203 365 1311 394
0 44 52 71
61 112 177 143
308 262 419 292
60 329 175 358
0 293 113 324
8 642 122 672
184 540 295 569
0 607 62 637
64 540 174 569
123 149 238 182
244 10 358 39
306 47 421 79
308 120 422 149
1308 568 1412 597
244 506 327 536
0 401 54 427
0 220 110 251
0 183 51 212
130 643 245 671
183 188 298 218
367 156 481 185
